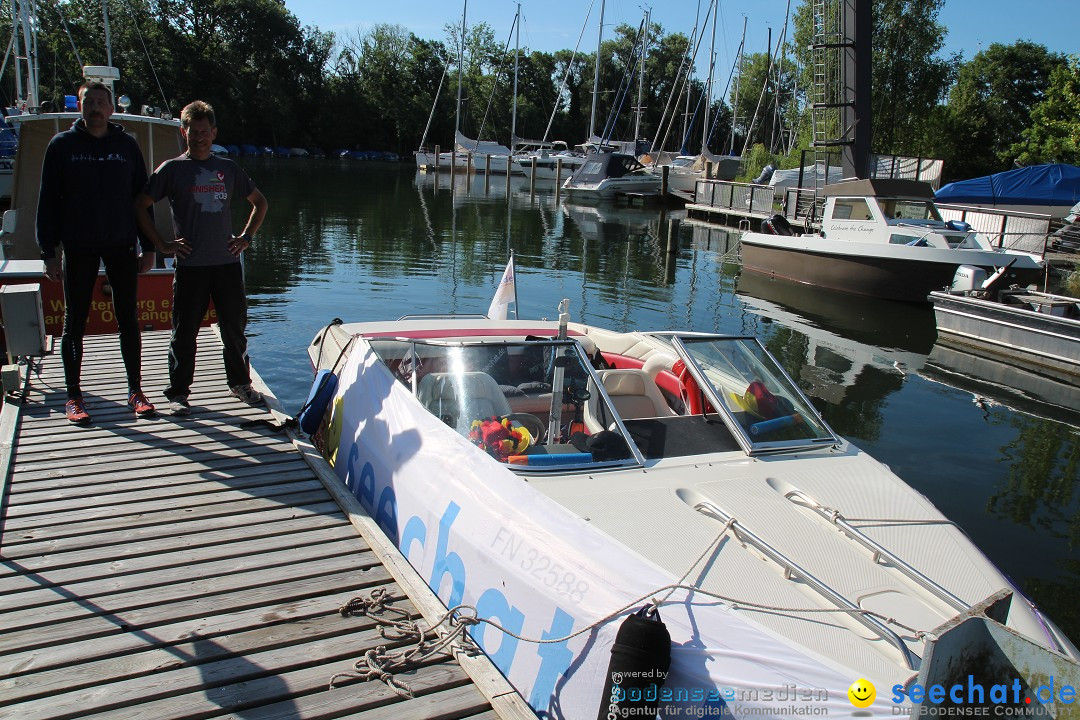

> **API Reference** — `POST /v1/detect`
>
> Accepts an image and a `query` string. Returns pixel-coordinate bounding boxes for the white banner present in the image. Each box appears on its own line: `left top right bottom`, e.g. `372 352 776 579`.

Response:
327 343 882 718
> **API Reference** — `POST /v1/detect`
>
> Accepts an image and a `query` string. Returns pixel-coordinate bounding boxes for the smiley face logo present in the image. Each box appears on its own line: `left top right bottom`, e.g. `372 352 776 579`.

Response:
848 678 876 708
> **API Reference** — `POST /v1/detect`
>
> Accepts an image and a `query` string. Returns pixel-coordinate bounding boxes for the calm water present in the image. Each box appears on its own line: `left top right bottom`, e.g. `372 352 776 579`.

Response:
238 157 1079 643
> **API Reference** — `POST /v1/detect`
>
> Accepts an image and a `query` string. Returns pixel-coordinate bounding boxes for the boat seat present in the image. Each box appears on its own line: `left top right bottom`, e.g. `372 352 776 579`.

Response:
417 371 513 433
585 369 678 431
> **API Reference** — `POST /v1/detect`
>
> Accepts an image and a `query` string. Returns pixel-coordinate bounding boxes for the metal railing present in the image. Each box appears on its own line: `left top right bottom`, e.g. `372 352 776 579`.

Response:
695 499 920 669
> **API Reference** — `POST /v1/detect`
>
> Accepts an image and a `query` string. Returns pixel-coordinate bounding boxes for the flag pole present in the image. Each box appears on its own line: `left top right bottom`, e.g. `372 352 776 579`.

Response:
511 250 519 319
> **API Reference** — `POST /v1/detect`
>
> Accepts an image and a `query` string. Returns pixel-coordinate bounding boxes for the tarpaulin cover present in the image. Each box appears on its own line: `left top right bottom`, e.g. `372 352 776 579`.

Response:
935 164 1080 206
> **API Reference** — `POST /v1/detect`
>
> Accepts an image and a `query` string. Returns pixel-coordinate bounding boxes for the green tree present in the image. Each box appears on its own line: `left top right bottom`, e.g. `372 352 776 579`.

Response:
1011 55 1080 166
944 41 1065 179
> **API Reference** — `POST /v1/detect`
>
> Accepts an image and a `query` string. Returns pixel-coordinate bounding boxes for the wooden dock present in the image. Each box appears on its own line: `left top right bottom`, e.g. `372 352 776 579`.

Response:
0 328 534 719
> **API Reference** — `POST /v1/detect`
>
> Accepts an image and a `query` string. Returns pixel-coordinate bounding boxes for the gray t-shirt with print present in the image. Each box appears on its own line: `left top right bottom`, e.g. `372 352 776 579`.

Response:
145 154 256 267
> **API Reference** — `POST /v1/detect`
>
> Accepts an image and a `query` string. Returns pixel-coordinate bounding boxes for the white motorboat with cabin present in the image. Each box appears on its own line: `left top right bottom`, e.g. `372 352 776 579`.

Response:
305 310 1078 718
739 178 1045 302
561 151 660 201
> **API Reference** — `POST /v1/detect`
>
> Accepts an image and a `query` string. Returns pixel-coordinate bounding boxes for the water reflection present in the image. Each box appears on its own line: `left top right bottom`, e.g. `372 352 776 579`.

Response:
238 158 1079 645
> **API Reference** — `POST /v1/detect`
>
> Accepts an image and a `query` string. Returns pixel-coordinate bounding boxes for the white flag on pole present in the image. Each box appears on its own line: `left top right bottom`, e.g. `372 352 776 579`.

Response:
487 256 516 320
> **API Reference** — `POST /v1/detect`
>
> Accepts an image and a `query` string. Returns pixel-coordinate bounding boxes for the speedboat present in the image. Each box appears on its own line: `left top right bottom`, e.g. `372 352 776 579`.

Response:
739 178 1045 302
306 309 1078 718
561 151 661 200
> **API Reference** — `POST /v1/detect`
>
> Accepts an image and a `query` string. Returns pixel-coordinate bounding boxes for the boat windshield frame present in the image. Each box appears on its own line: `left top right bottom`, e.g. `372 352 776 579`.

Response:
668 334 840 455
367 336 647 471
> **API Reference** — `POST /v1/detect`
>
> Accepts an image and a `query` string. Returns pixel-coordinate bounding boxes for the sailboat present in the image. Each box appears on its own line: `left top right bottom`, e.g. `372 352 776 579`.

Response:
415 3 529 175
0 0 184 335
561 3 661 200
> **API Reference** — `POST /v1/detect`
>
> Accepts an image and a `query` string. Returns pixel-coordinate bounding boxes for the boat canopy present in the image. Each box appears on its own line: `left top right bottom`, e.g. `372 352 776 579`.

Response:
569 152 645 184
823 178 936 199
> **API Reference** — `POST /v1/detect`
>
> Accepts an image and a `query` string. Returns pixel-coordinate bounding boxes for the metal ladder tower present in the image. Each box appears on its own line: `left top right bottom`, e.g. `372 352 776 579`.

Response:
809 0 871 214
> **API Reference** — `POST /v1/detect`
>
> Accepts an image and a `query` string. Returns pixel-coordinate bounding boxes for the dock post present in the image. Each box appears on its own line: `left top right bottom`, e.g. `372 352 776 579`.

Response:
467 152 474 176
706 160 713 179
484 155 491 192
661 165 669 198
555 159 563 200
450 149 456 182
434 145 441 171
530 156 537 194
506 160 512 195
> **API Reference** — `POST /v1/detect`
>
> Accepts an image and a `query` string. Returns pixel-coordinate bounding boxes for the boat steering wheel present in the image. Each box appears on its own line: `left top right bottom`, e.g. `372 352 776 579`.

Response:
503 413 546 445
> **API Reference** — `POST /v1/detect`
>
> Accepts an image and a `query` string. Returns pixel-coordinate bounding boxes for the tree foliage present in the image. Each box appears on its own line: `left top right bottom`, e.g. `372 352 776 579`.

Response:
0 0 1070 175
1010 55 1080 166
942 41 1065 179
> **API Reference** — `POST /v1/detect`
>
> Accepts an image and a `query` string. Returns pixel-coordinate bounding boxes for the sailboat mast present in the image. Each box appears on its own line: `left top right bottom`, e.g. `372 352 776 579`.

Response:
702 0 717 153
103 0 113 67
728 16 747 156
511 3 519 152
588 0 605 141
634 9 648 141
455 0 467 142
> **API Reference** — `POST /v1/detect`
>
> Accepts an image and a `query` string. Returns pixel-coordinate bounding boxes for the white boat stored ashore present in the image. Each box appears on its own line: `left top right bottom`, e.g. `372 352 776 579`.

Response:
305 310 1078 718
739 178 1045 302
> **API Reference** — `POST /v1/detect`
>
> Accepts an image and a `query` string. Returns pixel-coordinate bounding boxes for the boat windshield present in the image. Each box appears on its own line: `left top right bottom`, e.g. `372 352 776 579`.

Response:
369 338 643 470
670 335 839 455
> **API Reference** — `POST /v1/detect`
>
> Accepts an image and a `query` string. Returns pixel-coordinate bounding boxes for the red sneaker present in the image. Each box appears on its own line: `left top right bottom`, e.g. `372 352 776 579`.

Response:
128 391 156 417
65 397 91 425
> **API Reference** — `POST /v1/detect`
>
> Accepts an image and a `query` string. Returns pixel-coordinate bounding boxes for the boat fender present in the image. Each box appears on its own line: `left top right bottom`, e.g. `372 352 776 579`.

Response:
596 604 671 720
298 369 339 435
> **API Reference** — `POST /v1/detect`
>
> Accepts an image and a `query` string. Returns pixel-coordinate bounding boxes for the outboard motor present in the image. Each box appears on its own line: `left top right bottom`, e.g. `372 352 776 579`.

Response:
761 213 794 236
950 265 987 293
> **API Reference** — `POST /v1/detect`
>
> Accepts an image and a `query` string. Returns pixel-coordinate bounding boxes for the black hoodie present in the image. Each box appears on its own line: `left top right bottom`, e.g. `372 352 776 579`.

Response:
36 119 151 260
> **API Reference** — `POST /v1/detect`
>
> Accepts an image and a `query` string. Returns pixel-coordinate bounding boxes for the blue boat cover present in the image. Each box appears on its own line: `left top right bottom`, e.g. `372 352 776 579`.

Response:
935 164 1080 206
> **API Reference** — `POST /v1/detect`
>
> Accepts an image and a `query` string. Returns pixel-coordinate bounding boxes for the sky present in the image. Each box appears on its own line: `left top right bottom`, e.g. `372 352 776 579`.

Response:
283 0 1077 85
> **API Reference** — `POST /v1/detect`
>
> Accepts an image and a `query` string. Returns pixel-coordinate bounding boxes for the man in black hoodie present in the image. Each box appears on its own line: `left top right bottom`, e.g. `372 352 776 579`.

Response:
37 81 157 424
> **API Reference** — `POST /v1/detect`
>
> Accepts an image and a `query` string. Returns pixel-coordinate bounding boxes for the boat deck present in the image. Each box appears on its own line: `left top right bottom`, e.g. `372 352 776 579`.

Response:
0 328 532 719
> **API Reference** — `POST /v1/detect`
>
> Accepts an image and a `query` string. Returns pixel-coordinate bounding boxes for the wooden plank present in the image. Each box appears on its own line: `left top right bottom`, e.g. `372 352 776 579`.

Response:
2 538 367 620
0 508 348 578
71 658 475 720
0 478 325 530
8 457 315 504
0 571 399 677
3 627 428 719
233 679 491 720
0 524 360 595
0 593 409 704
0 499 343 561
0 488 332 546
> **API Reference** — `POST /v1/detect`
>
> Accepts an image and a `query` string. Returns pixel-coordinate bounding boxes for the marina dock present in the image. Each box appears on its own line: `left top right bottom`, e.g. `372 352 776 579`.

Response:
0 328 533 719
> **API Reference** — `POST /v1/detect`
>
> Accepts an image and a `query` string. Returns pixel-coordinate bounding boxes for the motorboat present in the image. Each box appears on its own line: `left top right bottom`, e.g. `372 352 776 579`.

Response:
929 282 1080 382
647 152 741 196
306 310 1078 718
738 178 1045 302
561 151 661 201
512 143 586 181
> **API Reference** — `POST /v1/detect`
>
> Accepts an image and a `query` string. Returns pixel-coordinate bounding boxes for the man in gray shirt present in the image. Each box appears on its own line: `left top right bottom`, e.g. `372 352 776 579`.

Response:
134 100 268 415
